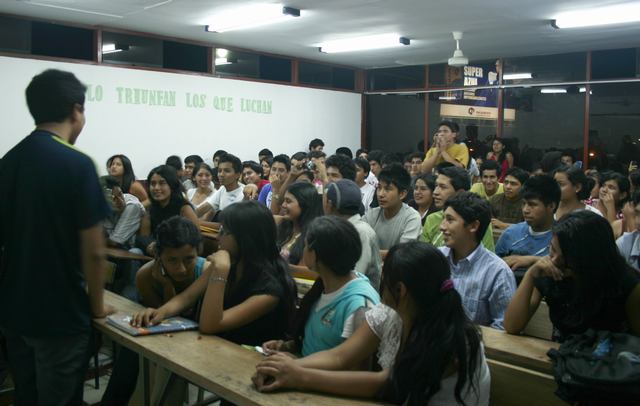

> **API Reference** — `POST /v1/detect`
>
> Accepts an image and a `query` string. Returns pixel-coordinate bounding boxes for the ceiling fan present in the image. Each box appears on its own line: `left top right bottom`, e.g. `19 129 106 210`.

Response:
448 31 469 68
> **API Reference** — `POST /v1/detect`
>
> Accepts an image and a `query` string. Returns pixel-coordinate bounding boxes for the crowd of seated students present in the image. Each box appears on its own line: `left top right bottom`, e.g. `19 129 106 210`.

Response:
81 119 640 404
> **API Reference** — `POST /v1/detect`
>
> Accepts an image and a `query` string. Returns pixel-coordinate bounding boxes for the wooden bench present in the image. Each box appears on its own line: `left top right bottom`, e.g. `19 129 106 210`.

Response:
488 359 563 406
96 291 382 406
480 325 558 375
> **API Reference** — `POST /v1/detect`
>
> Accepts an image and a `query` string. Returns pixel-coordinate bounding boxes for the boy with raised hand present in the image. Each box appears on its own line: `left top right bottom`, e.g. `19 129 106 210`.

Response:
470 159 504 200
421 120 469 174
363 163 421 259
495 174 560 274
0 69 113 405
421 166 496 251
439 192 516 329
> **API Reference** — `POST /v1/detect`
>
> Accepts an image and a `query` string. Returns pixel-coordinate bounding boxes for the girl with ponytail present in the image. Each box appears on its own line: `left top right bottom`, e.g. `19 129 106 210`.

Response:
253 241 490 405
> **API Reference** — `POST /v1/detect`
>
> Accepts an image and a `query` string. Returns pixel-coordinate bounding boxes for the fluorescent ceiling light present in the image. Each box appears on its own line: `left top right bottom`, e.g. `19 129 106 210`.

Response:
319 34 410 53
102 43 129 54
439 96 457 100
579 87 593 95
503 73 532 80
552 3 640 28
204 4 300 33
540 88 567 94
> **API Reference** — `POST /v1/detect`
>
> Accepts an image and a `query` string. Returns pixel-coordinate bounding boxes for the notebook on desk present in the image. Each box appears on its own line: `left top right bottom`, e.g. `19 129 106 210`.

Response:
106 313 198 336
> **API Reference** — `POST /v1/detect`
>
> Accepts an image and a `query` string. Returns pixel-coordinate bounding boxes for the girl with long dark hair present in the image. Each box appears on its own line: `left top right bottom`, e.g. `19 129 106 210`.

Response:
263 216 380 356
504 211 640 342
553 165 602 220
276 182 323 272
131 201 297 346
136 165 198 256
254 241 490 405
409 173 437 225
106 154 149 206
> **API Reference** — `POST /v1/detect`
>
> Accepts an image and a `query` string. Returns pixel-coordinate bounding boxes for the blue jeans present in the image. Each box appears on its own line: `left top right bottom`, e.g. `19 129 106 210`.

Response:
2 328 91 406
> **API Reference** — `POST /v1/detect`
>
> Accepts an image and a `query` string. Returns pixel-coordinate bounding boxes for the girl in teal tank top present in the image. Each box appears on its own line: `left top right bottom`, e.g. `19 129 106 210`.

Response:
263 216 380 356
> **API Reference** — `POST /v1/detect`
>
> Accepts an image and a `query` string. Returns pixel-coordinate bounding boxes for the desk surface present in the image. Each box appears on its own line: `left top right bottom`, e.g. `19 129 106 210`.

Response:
96 291 382 406
480 325 558 374
105 247 152 262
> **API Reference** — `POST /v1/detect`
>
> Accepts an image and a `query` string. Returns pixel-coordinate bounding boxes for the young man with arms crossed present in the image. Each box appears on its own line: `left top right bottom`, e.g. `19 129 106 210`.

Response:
0 69 113 404
421 166 496 251
439 192 516 329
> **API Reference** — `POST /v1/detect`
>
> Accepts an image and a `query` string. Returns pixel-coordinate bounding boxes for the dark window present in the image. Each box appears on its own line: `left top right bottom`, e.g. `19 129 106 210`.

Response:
0 16 31 54
368 65 425 91
299 62 355 90
102 32 163 68
31 21 93 61
366 94 425 152
591 48 639 80
502 86 584 172
215 49 291 82
163 41 208 72
589 82 640 171
502 52 587 84
259 54 291 82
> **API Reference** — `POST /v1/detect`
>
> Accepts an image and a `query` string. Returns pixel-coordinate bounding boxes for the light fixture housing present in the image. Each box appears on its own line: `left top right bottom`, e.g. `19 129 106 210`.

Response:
319 34 410 53
503 73 533 80
102 43 130 54
552 4 640 29
204 4 300 33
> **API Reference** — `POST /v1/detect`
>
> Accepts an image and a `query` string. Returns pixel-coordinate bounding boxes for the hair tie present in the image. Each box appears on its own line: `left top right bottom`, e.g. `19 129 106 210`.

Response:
440 279 454 293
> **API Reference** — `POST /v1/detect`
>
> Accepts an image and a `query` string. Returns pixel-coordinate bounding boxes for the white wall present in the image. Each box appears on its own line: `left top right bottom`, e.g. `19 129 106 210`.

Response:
0 56 362 177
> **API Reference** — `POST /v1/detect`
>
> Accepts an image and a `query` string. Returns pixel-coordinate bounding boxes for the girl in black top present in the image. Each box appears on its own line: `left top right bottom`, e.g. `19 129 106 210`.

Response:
504 211 640 341
136 165 198 256
131 201 297 346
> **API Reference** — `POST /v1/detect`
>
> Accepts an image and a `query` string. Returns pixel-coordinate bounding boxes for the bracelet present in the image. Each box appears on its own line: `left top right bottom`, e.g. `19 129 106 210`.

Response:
209 275 227 284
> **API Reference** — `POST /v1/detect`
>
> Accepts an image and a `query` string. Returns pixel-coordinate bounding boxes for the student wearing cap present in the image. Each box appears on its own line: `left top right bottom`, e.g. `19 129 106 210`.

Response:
324 180 382 290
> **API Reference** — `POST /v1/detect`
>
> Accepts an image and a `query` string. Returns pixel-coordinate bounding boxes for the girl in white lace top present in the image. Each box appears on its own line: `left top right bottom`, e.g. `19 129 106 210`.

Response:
253 241 490 405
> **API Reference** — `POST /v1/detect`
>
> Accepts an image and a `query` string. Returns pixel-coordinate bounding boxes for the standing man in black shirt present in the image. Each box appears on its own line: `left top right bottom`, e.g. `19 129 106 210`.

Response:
0 69 113 405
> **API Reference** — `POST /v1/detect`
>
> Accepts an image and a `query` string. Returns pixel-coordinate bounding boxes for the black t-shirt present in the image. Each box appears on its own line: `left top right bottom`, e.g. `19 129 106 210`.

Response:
535 268 639 342
0 130 110 337
218 265 291 346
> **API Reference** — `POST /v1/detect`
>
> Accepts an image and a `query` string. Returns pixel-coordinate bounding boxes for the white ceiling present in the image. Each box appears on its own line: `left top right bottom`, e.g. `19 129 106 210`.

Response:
1 0 639 68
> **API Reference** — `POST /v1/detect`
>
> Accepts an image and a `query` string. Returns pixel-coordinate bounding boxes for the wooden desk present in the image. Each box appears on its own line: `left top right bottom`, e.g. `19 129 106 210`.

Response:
96 292 382 406
105 248 152 262
480 326 558 374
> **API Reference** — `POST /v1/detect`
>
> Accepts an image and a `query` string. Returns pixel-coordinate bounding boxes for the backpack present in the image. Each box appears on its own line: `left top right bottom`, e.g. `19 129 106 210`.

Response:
547 329 640 405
